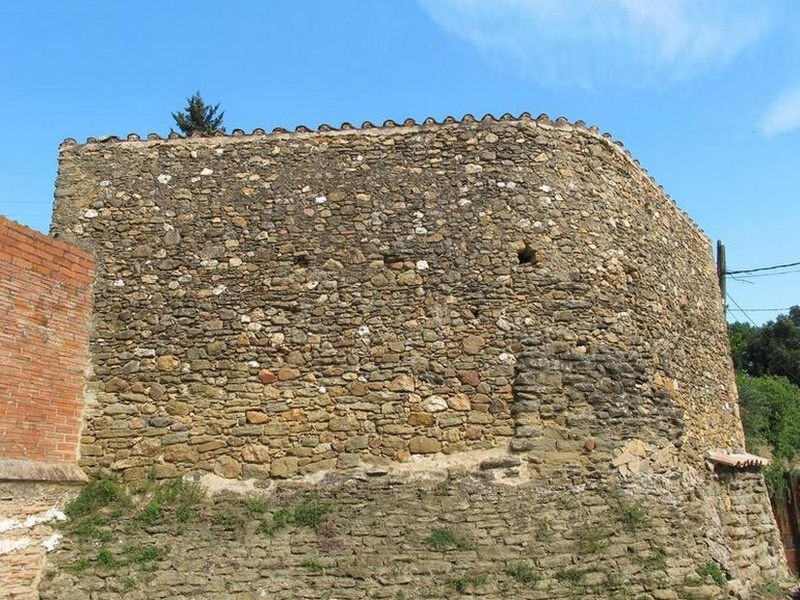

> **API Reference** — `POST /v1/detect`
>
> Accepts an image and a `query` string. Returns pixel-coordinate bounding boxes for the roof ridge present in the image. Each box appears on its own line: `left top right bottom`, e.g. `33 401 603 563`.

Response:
60 111 602 146
58 111 705 242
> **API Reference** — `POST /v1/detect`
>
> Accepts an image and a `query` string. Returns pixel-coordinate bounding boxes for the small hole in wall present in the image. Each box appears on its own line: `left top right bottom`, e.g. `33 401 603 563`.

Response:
517 244 537 265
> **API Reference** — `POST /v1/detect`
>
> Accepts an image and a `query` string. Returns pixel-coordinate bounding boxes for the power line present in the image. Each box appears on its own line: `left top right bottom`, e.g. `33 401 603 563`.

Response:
726 293 757 327
727 307 791 312
735 268 800 279
726 260 800 275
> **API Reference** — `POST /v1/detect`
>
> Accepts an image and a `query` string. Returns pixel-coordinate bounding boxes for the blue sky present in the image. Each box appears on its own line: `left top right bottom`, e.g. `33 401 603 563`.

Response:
1 1 799 325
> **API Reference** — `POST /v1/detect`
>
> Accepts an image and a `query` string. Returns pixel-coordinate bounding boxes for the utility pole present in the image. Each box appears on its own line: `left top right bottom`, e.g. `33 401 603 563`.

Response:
716 240 726 306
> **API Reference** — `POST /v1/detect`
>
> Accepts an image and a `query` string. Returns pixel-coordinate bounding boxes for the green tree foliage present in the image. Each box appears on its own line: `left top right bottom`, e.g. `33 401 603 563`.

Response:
728 321 759 372
736 372 800 460
730 308 800 501
171 91 225 136
728 306 800 386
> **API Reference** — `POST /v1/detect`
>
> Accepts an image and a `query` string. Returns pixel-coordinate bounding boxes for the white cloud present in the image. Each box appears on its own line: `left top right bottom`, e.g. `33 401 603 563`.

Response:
760 84 800 137
417 0 773 88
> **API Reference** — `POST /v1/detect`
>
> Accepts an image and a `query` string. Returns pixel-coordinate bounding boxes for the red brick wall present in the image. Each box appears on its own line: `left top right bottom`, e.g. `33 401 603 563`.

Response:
0 216 94 464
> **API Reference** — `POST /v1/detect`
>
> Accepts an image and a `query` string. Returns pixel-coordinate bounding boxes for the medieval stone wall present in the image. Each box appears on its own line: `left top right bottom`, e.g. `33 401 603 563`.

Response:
52 115 742 482
41 114 788 596
37 464 785 600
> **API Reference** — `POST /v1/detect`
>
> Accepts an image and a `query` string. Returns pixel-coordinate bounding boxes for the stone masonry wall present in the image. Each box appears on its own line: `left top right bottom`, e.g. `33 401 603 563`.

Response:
0 216 94 466
44 114 788 595
51 115 743 483
37 462 787 600
1 481 79 600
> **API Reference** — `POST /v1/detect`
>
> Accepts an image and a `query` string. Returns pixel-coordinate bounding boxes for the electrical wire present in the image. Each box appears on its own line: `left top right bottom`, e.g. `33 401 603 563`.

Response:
726 293 758 327
735 268 800 279
727 307 791 312
726 260 800 275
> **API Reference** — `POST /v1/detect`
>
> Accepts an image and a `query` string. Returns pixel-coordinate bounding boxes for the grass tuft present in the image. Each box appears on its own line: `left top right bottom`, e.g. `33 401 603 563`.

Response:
504 561 538 585
425 527 473 551
697 561 726 586
65 479 127 520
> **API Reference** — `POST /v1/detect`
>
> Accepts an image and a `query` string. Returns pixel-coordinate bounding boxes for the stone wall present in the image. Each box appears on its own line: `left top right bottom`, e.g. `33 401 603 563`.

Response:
1 481 80 599
45 114 788 594
37 460 786 599
52 115 742 482
0 215 94 467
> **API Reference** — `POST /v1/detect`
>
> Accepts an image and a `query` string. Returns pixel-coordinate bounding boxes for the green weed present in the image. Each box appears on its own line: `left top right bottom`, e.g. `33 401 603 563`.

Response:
257 495 329 535
246 495 270 515
448 573 487 593
211 511 243 529
130 544 164 563
137 500 163 525
65 479 127 519
574 523 609 554
176 503 195 523
697 561 726 586
300 557 324 573
96 548 118 569
70 514 105 539
555 568 587 583
291 496 328 529
425 527 473 551
504 561 538 585
610 495 649 531
153 479 203 506
757 581 787 597
65 558 90 574
635 542 668 571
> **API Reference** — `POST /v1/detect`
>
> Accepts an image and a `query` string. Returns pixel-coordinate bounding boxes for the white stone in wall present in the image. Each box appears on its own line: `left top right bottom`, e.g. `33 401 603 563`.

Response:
0 538 30 555
42 533 61 552
498 352 516 364
425 396 448 412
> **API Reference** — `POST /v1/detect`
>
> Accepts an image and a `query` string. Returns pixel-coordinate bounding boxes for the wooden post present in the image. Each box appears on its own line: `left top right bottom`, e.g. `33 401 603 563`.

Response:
717 240 726 305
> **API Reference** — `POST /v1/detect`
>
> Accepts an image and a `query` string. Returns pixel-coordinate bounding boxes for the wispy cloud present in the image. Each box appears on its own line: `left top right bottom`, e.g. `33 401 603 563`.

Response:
417 0 773 88
761 85 800 137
